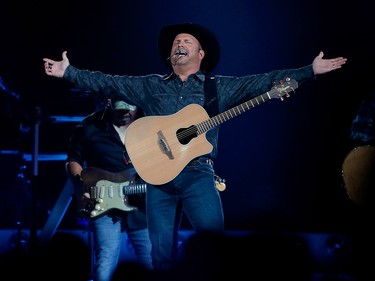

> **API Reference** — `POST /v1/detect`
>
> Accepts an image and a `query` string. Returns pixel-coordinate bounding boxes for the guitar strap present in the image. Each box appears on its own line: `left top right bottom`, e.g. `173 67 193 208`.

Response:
204 76 219 159
204 76 219 116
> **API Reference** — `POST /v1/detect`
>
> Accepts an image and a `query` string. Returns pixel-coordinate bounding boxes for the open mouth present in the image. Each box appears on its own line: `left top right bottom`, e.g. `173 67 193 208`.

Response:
175 49 187 56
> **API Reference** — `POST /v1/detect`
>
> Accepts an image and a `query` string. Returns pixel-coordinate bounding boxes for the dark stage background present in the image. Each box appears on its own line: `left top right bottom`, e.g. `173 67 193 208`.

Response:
0 0 373 236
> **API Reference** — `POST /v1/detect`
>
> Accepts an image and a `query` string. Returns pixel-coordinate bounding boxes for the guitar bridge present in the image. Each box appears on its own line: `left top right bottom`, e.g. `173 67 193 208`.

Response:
157 130 174 159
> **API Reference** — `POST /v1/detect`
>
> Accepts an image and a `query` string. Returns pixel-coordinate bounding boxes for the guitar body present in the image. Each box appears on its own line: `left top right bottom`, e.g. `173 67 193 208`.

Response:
342 145 375 206
125 104 213 185
81 167 147 218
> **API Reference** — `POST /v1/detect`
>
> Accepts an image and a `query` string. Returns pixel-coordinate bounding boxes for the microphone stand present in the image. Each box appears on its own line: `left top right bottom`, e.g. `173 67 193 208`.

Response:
29 106 42 254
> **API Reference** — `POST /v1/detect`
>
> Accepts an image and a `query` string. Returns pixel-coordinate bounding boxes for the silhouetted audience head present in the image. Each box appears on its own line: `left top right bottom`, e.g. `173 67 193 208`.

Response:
162 231 311 281
36 232 91 281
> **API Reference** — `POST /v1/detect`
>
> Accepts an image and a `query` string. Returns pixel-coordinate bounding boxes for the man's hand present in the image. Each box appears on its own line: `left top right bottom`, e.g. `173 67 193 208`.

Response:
71 176 93 218
43 51 70 78
312 51 347 75
75 192 93 218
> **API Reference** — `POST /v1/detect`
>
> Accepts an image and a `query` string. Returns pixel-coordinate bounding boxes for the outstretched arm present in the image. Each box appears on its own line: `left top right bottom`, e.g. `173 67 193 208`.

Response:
43 51 70 78
312 51 347 75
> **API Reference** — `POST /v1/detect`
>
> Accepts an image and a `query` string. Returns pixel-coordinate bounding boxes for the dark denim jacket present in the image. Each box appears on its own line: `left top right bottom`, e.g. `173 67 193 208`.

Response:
64 65 314 159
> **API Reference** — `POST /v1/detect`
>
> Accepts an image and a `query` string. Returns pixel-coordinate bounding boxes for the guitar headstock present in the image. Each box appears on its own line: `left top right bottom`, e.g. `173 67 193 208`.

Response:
269 77 298 101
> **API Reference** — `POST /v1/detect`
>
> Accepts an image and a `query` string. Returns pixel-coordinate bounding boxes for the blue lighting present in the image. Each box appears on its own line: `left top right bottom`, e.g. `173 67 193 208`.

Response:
50 116 85 123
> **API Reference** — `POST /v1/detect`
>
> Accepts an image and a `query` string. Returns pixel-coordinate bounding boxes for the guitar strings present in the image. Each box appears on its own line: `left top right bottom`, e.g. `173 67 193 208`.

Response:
175 80 297 141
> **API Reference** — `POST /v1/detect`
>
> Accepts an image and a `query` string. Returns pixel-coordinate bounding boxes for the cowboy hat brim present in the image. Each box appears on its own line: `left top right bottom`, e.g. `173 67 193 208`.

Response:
158 23 220 74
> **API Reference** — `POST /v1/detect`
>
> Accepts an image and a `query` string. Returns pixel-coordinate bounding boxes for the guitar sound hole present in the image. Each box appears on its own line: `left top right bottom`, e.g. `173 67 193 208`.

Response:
177 126 197 145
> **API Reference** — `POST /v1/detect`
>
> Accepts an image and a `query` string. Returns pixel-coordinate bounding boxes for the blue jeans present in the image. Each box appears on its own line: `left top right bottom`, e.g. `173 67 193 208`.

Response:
146 159 224 270
91 214 152 281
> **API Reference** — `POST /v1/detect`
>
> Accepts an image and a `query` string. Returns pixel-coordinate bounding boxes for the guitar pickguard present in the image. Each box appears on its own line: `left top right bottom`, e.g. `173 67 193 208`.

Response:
81 167 147 218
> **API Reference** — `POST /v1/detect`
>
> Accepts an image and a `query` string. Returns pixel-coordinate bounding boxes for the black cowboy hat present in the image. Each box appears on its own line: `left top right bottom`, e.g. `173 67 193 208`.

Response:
158 23 220 74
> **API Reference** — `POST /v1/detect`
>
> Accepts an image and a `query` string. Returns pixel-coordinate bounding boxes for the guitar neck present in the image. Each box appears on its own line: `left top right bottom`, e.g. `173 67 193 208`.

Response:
123 183 147 195
196 78 298 134
201 92 271 132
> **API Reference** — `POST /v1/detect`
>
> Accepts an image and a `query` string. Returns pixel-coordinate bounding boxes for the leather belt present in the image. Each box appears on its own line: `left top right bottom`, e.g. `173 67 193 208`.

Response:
187 157 214 167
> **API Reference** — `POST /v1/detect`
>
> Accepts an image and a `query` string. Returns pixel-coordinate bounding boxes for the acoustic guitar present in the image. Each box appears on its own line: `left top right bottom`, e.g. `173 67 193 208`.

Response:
125 78 298 185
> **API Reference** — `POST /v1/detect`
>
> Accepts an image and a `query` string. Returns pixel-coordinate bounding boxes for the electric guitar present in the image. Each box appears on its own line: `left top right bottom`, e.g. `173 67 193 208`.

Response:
79 167 227 218
124 78 298 185
80 167 147 219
